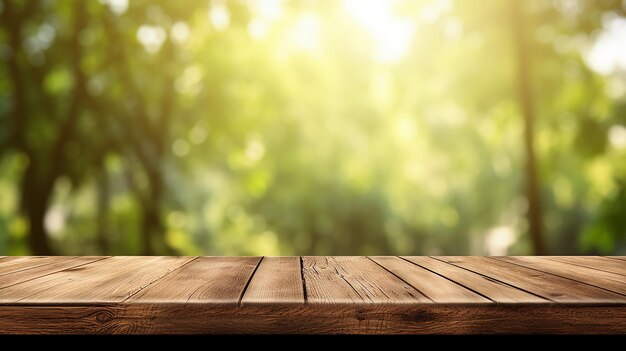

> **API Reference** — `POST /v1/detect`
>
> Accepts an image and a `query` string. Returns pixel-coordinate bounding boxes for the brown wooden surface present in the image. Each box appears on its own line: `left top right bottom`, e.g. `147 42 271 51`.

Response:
496 256 626 295
370 256 490 303
0 256 105 290
547 256 626 276
302 256 430 303
437 256 625 303
401 256 548 303
0 256 624 334
241 257 304 305
129 256 260 304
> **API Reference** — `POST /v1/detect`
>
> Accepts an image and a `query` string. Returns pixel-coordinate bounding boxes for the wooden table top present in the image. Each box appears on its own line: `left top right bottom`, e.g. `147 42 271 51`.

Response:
0 256 624 334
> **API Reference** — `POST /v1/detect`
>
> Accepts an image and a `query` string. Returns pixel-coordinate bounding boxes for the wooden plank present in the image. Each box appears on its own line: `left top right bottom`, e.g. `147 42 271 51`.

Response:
0 304 624 334
130 256 261 305
545 256 626 276
0 256 624 334
403 256 547 303
370 256 491 303
437 257 626 303
302 256 430 303
496 257 626 295
605 256 626 262
0 256 105 289
241 257 304 305
0 256 193 304
0 256 74 276
0 257 31 275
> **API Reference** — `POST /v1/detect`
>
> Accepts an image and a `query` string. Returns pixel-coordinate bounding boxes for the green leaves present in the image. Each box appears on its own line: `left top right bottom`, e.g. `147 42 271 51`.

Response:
0 0 624 255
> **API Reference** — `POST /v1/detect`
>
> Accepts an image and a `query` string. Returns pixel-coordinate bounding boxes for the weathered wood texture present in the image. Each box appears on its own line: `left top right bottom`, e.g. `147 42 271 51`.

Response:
0 256 624 334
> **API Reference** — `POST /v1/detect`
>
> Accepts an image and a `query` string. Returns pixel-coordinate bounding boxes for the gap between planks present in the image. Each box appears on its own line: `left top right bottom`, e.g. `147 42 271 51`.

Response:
2 256 622 307
429 256 553 302
237 256 264 306
435 256 625 303
545 256 626 276
366 256 434 302
489 257 626 297
122 256 200 303
396 256 496 303
300 256 308 304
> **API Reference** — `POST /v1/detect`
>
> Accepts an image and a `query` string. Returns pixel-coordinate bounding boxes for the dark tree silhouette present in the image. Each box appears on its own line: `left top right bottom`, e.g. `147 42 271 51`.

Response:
511 0 545 255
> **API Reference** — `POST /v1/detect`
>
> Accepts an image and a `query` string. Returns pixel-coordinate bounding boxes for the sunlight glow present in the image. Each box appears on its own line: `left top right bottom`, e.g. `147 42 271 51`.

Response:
245 139 266 162
172 139 191 157
343 0 416 63
99 0 128 15
136 25 166 54
255 0 283 20
395 116 416 142
248 20 268 40
485 226 517 255
209 1 231 32
248 0 283 40
586 15 626 75
175 65 204 96
44 205 66 237
291 14 321 52
608 124 626 150
420 0 452 23
171 22 190 45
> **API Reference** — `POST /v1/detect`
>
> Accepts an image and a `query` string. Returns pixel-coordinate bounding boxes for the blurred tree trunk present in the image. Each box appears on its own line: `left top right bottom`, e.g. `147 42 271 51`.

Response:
21 170 54 255
100 16 177 255
511 1 546 255
4 1 88 255
142 40 176 255
3 1 52 255
96 165 110 255
141 169 166 255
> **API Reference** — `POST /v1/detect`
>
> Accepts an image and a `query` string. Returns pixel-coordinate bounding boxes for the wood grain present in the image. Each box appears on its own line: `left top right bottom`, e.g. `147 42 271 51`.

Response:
130 256 261 304
0 256 105 289
0 256 193 304
0 256 624 334
241 256 304 305
403 256 547 303
546 256 626 276
0 305 623 334
0 256 77 276
496 256 626 295
370 256 490 303
302 256 430 303
437 256 625 303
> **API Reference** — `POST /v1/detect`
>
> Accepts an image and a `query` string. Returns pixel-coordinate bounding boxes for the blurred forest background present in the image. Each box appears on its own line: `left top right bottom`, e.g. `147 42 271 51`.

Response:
0 0 625 256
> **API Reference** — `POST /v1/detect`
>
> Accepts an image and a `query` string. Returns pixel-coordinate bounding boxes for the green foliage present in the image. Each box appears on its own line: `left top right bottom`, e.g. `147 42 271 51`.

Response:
0 0 624 255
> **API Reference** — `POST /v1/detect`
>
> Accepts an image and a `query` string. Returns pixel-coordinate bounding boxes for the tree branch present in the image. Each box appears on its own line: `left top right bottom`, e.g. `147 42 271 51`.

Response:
42 1 88 192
